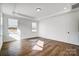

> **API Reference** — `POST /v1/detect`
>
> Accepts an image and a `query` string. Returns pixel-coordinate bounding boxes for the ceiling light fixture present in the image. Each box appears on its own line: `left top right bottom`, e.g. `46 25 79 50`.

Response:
36 8 41 12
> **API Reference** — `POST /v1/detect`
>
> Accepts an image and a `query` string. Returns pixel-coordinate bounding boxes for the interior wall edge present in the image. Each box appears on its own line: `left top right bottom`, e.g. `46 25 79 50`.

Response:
39 36 79 46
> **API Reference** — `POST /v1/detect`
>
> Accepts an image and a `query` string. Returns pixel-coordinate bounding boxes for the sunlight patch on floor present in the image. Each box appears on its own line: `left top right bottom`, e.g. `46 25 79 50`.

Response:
32 40 44 51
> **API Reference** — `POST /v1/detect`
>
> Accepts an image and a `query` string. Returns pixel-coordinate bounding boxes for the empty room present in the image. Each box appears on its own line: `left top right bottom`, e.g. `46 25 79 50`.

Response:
0 3 79 56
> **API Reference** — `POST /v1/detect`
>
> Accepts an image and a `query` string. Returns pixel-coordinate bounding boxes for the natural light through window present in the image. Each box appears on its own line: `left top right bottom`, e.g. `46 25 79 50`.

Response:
32 22 37 32
0 13 3 36
8 18 21 40
32 40 44 51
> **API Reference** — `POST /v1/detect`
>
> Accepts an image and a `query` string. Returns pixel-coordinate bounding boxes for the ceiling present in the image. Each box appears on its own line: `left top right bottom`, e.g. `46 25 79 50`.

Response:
1 3 75 20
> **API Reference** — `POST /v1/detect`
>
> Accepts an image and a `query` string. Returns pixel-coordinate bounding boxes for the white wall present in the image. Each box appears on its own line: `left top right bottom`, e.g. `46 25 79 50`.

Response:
0 9 2 50
0 5 3 50
3 14 9 42
3 14 38 42
39 10 79 45
18 18 38 39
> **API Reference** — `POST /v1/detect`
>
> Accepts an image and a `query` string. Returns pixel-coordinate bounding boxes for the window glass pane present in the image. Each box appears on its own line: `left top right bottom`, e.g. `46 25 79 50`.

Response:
8 18 18 32
32 22 37 28
8 18 18 28
8 18 21 40
32 22 37 32
32 29 37 32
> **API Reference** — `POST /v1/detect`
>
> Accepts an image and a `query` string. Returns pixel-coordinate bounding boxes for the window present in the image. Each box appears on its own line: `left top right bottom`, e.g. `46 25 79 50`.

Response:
0 13 3 36
8 19 18 28
8 18 18 32
32 22 37 32
8 18 21 40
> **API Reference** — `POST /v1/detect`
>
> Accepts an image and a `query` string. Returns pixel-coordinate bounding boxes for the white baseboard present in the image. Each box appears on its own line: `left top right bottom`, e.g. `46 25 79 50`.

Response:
39 36 79 46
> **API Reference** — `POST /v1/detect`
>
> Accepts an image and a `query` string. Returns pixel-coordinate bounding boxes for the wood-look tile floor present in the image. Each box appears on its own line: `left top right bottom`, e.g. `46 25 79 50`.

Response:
0 37 79 56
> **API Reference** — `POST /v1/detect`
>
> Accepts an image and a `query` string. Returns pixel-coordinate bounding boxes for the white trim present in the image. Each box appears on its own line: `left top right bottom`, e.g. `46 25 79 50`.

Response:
39 36 79 46
38 9 71 20
38 7 79 20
